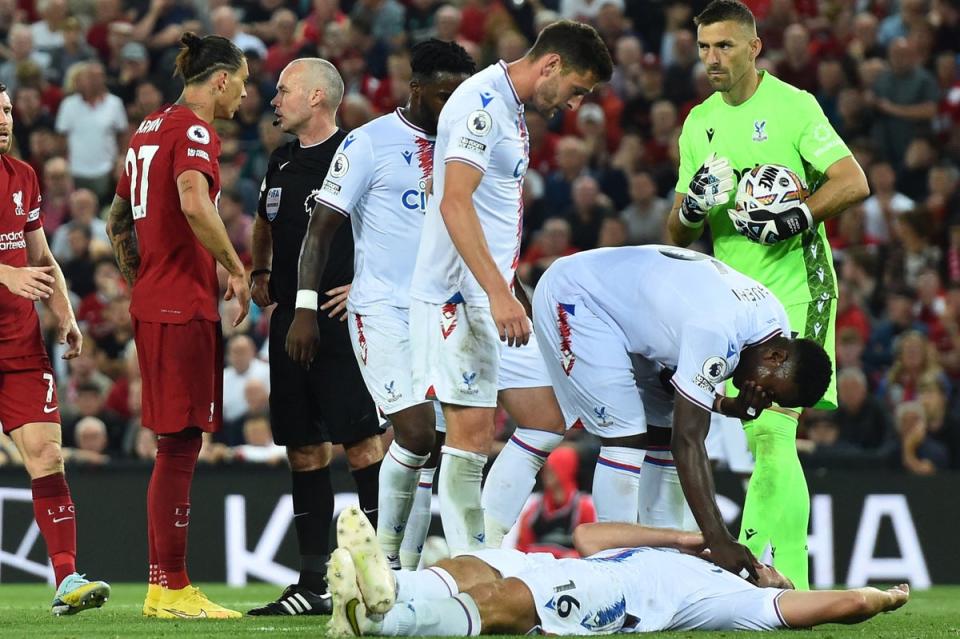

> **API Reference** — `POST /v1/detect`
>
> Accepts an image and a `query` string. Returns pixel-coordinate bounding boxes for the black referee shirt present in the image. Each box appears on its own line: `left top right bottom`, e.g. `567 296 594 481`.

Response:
257 131 355 330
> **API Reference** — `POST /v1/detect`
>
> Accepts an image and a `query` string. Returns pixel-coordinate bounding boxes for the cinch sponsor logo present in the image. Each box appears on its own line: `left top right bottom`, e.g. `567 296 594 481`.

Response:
401 179 429 212
0 229 25 251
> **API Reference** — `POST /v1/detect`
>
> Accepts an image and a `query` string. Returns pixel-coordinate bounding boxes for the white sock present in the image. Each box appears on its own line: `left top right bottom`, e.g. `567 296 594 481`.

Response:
592 446 645 522
638 449 699 531
380 593 481 636
400 466 436 570
481 428 563 548
379 441 430 565
438 446 487 556
395 565 459 603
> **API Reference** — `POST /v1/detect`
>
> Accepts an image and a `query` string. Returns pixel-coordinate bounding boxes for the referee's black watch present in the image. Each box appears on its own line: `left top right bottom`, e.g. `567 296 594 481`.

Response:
250 268 271 282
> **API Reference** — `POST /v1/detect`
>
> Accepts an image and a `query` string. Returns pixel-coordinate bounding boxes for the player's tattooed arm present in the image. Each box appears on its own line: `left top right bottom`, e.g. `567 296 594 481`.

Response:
106 195 140 286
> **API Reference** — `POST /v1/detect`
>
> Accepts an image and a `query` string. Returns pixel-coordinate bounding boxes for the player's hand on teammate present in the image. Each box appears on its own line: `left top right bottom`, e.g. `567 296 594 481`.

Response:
286 309 321 369
491 289 531 347
707 537 761 583
728 202 813 245
250 271 273 308
321 284 351 322
224 272 251 327
59 316 83 360
729 380 773 421
0 265 55 301
680 152 735 228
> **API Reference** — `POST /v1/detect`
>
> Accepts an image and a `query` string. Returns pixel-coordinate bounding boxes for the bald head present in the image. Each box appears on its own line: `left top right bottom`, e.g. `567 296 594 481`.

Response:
286 58 344 109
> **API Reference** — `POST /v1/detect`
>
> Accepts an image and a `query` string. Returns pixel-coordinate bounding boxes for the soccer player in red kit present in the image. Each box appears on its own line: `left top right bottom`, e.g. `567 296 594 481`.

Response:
0 82 111 615
107 33 250 620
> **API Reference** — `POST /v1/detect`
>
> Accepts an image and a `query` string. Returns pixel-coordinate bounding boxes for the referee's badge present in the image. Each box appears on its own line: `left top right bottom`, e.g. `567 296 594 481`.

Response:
266 187 282 221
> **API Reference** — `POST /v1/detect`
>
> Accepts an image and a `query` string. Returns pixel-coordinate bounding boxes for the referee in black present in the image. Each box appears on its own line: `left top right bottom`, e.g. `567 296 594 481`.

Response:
248 58 382 616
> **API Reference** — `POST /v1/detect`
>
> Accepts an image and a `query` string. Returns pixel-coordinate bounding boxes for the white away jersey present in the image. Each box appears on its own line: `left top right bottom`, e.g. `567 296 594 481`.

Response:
544 246 790 410
410 60 529 306
317 109 435 312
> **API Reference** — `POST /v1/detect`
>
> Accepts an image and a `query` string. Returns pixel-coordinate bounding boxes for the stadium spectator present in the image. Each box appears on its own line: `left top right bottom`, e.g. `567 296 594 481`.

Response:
132 423 158 461
50 189 110 263
223 334 271 427
108 42 153 106
565 174 613 250
544 136 589 213
834 367 894 452
93 294 134 378
840 248 885 318
352 0 407 48
888 210 942 288
620 170 669 245
434 4 463 43
560 0 625 23
609 34 643 100
663 29 698 104
76 259 124 340
892 400 951 473
263 9 302 80
68 416 111 464
518 218 578 285
55 61 127 203
917 372 960 467
516 446 597 558
835 281 872 345
48 17 96 85
211 7 267 58
878 0 930 48
12 85 54 164
405 0 441 45
869 38 938 171
60 225 97 298
863 161 914 243
59 336 112 409
0 24 51 96
62 382 126 452
776 23 818 94
229 414 286 465
596 215 629 247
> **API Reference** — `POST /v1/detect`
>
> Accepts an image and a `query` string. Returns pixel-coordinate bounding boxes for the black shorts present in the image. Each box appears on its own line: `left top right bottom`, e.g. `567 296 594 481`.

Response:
269 305 381 447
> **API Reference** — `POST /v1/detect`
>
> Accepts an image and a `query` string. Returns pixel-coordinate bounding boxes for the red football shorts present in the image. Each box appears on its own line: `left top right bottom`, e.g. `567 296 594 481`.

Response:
134 318 223 434
0 355 61 434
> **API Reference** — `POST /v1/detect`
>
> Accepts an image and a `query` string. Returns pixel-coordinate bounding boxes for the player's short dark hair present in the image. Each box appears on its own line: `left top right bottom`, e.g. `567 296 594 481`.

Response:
695 0 757 30
791 338 832 407
173 32 244 86
410 39 476 81
528 20 613 83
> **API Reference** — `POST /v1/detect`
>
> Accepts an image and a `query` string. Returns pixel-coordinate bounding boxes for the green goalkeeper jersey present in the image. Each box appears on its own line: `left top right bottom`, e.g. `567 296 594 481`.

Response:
676 71 850 307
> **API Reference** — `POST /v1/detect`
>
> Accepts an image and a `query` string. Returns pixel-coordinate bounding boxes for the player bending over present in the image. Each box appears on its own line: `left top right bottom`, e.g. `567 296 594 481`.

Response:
327 507 908 636
532 245 833 579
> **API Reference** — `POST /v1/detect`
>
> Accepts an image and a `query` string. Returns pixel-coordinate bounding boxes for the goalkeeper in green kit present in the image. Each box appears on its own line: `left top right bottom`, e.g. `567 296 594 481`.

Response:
666 0 869 590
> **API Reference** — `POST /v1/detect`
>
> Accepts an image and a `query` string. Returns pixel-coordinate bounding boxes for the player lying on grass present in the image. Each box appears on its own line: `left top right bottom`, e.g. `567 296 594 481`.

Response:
327 507 909 636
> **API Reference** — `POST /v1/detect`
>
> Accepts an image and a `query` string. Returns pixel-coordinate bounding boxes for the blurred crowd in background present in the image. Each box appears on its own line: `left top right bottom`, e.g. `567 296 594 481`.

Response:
0 0 959 478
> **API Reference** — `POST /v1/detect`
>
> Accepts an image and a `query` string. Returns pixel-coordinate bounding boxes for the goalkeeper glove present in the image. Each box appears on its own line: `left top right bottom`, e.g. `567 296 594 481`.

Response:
728 202 814 245
679 152 735 228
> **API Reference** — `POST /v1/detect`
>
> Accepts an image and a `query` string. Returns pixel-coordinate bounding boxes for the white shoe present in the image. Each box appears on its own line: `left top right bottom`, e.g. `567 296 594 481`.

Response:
327 548 371 637
337 506 396 614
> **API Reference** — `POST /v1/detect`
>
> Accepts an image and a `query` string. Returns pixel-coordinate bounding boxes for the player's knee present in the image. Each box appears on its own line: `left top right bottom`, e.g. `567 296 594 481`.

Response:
286 444 332 471
394 425 434 456
23 440 64 477
344 435 384 469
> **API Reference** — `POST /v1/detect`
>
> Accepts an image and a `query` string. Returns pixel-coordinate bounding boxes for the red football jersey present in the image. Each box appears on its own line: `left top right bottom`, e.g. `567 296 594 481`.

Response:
116 105 222 324
0 154 45 360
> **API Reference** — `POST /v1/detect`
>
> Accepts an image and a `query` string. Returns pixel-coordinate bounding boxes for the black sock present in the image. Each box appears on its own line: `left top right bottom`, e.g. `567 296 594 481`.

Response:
291 467 333 592
351 460 381 529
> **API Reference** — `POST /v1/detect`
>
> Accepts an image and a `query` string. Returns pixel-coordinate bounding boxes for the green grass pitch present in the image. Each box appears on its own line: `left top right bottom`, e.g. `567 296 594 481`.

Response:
0 583 957 638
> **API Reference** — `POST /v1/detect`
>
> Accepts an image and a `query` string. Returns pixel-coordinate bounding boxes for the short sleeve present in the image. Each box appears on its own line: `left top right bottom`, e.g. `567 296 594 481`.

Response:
54 97 72 134
111 96 129 133
24 166 42 232
670 323 737 411
172 122 218 183
796 92 850 174
314 130 376 217
441 104 503 174
675 113 699 194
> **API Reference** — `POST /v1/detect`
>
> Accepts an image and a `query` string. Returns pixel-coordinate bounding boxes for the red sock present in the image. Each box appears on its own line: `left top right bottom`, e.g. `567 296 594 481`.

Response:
148 433 201 591
32 473 77 587
146 469 165 588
